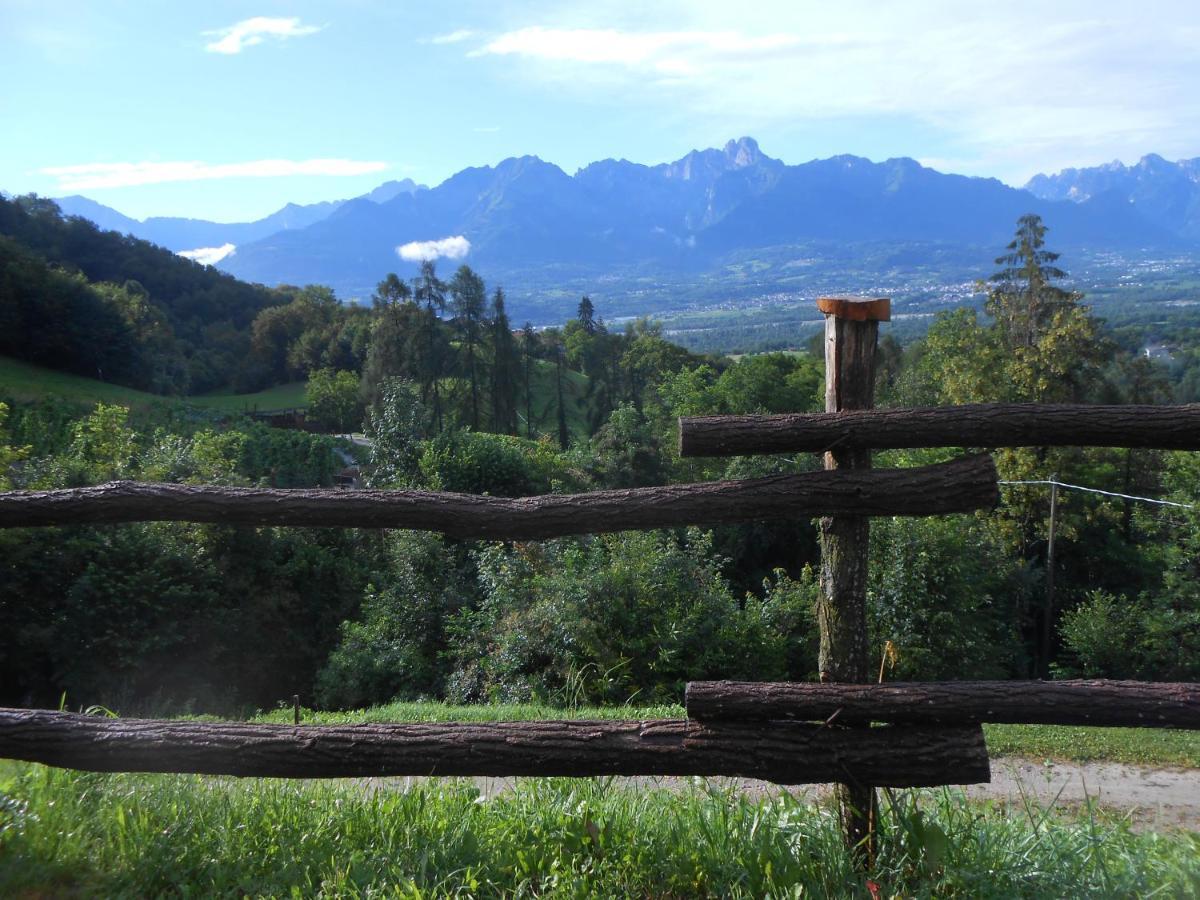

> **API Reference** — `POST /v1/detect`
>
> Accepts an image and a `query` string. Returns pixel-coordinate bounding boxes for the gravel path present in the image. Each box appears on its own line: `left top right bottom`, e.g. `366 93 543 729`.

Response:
965 757 1200 830
367 758 1200 831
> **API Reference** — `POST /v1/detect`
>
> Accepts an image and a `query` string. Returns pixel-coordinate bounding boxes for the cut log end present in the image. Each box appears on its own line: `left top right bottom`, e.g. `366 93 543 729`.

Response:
816 296 892 322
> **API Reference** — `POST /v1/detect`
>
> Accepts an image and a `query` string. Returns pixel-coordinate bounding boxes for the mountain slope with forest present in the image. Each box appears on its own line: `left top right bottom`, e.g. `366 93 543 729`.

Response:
0 194 289 393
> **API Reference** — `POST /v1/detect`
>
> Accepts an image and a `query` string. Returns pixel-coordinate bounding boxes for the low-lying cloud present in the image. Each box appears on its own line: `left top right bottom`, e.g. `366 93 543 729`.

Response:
204 17 322 55
397 235 471 262
178 243 236 266
40 158 387 191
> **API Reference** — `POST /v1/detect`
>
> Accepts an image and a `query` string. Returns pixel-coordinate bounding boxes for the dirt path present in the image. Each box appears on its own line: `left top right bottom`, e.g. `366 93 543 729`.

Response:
965 758 1200 830
369 758 1200 830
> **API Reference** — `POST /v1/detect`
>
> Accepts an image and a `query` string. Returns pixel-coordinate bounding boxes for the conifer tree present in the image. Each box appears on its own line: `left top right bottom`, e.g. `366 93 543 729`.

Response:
987 214 1075 352
412 260 447 431
361 273 416 405
983 214 1102 403
577 295 597 335
489 287 519 434
520 322 537 438
449 265 486 430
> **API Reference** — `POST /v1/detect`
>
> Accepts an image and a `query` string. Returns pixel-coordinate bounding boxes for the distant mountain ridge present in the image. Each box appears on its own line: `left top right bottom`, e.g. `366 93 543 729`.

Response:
53 178 426 252
40 140 1200 319
1025 154 1200 240
215 138 1189 299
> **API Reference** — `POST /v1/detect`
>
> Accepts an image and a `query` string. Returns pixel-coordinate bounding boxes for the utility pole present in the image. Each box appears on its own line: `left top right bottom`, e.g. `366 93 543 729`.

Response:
1042 475 1059 676
816 295 889 860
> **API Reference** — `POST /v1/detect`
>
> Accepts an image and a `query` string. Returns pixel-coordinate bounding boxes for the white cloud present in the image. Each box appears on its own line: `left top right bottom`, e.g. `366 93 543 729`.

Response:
397 235 471 262
40 158 387 190
469 5 1200 184
430 29 476 45
204 17 322 55
477 27 803 71
178 243 236 266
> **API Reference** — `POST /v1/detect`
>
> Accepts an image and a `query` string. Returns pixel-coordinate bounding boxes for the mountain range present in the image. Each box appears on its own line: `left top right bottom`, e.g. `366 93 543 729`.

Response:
45 139 1200 321
55 178 426 255
1024 154 1200 240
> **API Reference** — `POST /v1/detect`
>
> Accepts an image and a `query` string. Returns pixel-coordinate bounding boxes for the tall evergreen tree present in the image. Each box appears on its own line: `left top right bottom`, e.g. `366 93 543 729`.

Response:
983 214 1102 403
987 214 1075 351
412 260 448 431
449 265 487 430
520 321 537 438
577 295 597 335
554 334 570 450
361 273 416 405
489 287 519 434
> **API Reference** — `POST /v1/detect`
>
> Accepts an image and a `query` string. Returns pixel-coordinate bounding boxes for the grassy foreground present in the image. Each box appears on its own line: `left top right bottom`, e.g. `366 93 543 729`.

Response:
3 704 1199 896
2 763 1198 898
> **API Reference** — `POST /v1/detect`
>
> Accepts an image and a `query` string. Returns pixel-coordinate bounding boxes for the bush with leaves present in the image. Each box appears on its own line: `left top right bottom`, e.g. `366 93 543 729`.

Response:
868 514 1025 680
316 531 474 708
419 429 573 497
306 368 364 433
441 530 804 706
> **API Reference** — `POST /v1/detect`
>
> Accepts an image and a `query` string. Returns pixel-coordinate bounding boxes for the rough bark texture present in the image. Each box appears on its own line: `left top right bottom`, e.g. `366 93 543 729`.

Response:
819 304 881 856
818 314 878 683
0 457 999 537
686 680 1200 728
0 709 991 787
679 403 1200 457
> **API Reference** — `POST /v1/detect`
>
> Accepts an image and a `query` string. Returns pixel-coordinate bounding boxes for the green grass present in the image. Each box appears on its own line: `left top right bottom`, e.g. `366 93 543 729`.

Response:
0 355 309 414
0 355 169 407
2 763 1196 897
0 354 593 437
521 359 592 444
4 704 1197 894
984 724 1200 768
187 381 309 413
252 700 685 726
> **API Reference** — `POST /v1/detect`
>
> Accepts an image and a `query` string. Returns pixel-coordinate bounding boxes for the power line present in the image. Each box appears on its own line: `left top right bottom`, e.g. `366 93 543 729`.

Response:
998 479 1196 510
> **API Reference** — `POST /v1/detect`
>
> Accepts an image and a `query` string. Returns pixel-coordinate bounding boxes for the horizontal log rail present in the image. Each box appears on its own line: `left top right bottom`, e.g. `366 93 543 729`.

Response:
0 708 989 787
685 680 1200 729
679 403 1200 457
0 454 998 538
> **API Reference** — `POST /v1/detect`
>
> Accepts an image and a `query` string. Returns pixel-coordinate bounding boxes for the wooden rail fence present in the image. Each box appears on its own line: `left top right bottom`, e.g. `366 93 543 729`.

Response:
2 294 1199 855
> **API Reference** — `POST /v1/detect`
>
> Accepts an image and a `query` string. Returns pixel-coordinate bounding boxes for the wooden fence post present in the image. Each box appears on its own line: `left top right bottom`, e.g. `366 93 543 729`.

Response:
816 296 890 858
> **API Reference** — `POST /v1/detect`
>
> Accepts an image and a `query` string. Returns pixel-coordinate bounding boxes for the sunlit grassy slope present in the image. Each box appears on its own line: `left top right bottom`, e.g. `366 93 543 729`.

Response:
0 355 307 413
0 356 168 406
187 381 309 412
0 355 595 441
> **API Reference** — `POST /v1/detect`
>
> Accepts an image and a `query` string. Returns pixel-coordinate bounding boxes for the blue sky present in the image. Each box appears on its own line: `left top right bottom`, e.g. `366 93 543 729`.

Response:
3 0 1198 222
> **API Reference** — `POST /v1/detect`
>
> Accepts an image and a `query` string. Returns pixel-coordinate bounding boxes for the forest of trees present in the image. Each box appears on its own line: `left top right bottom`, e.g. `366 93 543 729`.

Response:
1 208 1198 715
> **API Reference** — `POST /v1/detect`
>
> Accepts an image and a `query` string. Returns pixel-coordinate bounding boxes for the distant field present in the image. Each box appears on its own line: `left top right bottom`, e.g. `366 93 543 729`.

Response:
524 359 592 442
186 382 308 412
0 356 168 407
0 356 599 440
0 356 309 414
